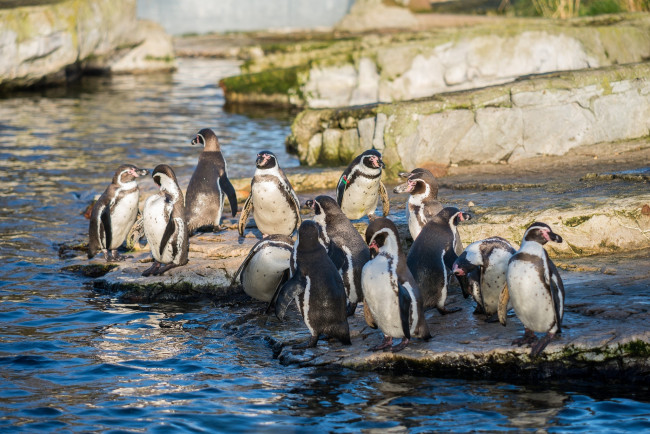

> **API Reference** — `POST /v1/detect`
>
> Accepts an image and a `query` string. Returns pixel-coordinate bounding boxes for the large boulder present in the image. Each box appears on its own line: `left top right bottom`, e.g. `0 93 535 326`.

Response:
0 0 175 90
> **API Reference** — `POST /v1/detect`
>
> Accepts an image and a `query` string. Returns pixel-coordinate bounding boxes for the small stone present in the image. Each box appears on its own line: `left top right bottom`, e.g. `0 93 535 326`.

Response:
468 201 475 207
642 204 650 216
601 267 617 275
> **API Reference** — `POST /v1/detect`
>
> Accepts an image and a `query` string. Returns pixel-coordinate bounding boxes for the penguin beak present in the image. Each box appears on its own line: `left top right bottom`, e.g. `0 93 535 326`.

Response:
137 168 149 177
256 154 268 166
452 263 465 276
378 158 385 169
392 182 410 194
544 229 563 244
461 212 472 221
305 200 314 209
398 171 412 179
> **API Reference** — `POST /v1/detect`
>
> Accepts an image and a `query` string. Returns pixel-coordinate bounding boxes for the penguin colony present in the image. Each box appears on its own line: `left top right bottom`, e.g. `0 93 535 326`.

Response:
87 134 565 357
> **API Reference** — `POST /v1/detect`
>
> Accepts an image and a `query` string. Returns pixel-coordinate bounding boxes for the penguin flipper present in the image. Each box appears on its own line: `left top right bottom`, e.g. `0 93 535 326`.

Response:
275 274 305 321
363 302 377 329
397 283 412 340
548 260 565 332
126 216 144 250
159 218 177 257
379 180 390 217
238 194 253 236
100 205 112 250
498 283 510 326
266 268 291 315
219 176 238 218
336 170 350 207
232 238 267 286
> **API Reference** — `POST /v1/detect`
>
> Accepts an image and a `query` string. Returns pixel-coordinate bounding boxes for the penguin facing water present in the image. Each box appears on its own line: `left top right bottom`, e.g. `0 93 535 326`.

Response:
88 164 149 261
503 222 565 357
336 149 390 220
141 164 189 276
238 151 301 237
185 128 238 234
407 207 471 314
452 237 516 322
274 220 351 348
306 195 370 316
362 217 431 352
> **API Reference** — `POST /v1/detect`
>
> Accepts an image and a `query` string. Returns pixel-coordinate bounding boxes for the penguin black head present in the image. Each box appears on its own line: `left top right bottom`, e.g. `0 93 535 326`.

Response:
296 220 324 253
192 128 220 151
256 150 278 169
360 149 385 170
113 164 148 185
523 222 563 245
151 164 179 192
437 207 472 226
307 195 342 218
393 168 438 197
365 217 401 258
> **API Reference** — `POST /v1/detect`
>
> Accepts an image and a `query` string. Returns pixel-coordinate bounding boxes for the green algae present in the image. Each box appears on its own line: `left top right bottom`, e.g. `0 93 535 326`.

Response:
564 215 593 227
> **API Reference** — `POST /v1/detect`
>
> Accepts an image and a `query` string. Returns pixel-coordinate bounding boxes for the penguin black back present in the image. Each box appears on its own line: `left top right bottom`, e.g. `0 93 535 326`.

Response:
185 128 237 234
407 207 471 313
274 220 350 348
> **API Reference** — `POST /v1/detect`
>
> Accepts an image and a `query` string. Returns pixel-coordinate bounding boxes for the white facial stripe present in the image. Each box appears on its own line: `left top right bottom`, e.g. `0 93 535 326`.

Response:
302 276 314 336
371 228 399 255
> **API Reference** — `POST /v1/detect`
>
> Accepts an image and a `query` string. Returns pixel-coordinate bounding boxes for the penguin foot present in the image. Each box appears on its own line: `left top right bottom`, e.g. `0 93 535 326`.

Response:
390 338 410 353
437 306 462 315
484 313 500 323
153 263 179 276
530 332 555 357
346 302 358 317
512 329 537 347
109 251 130 262
472 306 487 316
142 261 161 277
369 336 393 352
294 335 320 349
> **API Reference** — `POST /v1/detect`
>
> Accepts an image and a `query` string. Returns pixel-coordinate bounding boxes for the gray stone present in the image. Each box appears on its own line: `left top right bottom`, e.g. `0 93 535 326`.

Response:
339 129 361 163
321 128 343 164
372 113 387 151
357 117 376 152
306 133 323 166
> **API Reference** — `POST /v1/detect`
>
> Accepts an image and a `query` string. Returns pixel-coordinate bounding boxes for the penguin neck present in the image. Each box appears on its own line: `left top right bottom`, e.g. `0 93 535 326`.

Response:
255 165 282 179
161 184 181 204
378 231 401 258
312 213 330 244
519 240 545 256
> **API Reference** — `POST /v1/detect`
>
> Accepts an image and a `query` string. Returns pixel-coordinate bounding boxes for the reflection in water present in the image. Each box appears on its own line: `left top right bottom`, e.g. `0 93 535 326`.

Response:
0 58 649 432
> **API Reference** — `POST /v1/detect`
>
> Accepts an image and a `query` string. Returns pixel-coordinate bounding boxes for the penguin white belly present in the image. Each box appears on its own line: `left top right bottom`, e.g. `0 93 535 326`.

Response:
109 191 139 249
143 195 174 263
362 258 405 338
252 181 296 235
407 199 424 240
507 261 554 332
481 251 511 314
341 177 381 220
242 247 291 302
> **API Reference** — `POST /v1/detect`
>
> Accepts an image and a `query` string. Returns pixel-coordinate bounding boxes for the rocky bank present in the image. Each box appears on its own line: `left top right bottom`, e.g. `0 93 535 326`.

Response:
61 139 650 381
0 0 175 91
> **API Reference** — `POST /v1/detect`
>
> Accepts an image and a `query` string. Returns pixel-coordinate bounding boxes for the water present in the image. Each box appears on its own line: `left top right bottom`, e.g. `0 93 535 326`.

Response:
1 58 649 432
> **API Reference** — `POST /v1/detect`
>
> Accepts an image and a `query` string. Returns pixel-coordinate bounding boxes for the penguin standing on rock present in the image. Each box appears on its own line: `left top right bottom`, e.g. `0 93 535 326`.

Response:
336 149 390 220
274 220 351 348
141 165 189 276
238 151 301 237
393 168 442 241
232 234 293 303
452 237 516 322
503 222 565 357
88 164 149 261
185 128 238 235
407 207 471 314
306 195 370 316
362 217 431 352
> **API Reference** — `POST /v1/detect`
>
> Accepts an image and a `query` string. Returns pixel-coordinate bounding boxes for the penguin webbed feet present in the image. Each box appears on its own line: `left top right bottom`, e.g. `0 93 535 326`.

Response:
141 261 161 277
529 332 556 358
437 306 462 315
293 335 320 349
369 336 393 352
512 328 538 347
152 262 180 276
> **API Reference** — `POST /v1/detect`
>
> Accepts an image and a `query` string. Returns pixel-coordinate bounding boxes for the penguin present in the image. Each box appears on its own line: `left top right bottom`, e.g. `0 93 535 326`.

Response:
238 151 301 237
362 217 431 352
393 168 442 240
503 222 565 357
306 195 370 316
274 220 351 348
232 234 293 303
452 237 516 322
406 207 471 314
88 164 149 261
141 164 189 276
185 128 238 234
336 149 390 220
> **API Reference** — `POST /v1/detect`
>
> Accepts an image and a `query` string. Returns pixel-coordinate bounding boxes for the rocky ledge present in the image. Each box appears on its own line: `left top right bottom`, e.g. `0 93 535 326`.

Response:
60 142 650 381
0 0 175 91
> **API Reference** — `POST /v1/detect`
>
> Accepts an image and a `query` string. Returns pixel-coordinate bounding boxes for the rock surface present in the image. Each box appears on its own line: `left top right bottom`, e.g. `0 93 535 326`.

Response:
286 62 650 171
0 0 176 90
63 145 650 381
220 14 650 108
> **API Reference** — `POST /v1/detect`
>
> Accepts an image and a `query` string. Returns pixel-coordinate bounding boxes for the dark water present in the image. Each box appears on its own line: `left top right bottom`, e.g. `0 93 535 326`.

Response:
1 58 649 432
